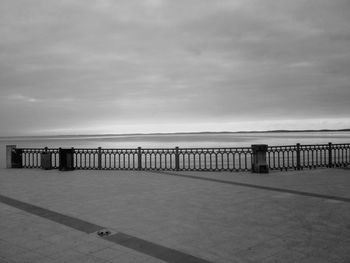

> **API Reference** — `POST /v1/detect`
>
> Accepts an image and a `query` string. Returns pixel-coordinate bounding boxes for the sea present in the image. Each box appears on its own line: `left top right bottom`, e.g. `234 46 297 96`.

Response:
1 131 350 167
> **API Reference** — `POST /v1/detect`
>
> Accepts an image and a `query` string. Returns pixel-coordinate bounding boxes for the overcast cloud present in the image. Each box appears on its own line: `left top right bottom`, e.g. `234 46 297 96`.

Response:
0 0 349 135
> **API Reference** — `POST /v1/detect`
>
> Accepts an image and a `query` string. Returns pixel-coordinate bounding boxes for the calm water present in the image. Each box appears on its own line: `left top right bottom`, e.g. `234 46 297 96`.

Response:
1 131 350 167
1 132 350 148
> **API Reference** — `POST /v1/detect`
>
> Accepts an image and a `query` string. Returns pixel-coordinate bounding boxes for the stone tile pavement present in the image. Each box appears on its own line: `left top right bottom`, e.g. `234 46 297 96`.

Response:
0 167 349 262
0 202 162 263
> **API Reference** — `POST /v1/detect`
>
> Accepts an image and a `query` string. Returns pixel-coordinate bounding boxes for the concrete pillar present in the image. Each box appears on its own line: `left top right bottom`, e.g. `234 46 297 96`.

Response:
251 144 269 173
41 148 52 170
6 145 16 168
6 145 22 168
59 148 75 171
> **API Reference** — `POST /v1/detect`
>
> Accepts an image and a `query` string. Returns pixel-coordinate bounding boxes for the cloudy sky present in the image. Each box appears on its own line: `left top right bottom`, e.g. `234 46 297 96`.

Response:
0 0 349 136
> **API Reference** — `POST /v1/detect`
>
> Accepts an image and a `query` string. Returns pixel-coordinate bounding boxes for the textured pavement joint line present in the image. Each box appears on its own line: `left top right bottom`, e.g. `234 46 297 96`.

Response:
152 171 350 203
0 193 214 263
105 232 213 263
0 194 104 234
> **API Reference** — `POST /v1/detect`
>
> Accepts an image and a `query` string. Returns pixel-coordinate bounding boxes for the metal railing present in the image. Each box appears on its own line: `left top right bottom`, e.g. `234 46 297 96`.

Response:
18 146 252 171
268 143 350 171
21 147 60 169
73 147 252 171
13 143 350 172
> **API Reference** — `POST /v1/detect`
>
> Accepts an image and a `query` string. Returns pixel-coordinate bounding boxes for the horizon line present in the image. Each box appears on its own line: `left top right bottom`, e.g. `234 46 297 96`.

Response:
1 128 350 138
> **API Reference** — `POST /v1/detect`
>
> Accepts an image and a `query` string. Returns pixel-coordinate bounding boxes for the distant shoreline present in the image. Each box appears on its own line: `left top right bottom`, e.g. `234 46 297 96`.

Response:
1 129 350 139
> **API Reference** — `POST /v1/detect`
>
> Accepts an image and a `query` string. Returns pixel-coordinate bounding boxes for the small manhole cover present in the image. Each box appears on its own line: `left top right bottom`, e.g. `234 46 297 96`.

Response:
97 229 111 237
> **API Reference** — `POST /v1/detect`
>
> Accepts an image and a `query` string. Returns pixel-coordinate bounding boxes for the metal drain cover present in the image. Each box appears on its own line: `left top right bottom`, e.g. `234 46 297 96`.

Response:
97 229 111 237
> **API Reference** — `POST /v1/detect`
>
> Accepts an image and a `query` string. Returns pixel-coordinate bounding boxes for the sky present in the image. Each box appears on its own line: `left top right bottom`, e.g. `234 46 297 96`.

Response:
0 0 350 136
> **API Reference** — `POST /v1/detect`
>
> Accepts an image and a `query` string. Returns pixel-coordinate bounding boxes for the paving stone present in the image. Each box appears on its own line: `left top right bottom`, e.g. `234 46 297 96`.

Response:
61 253 110 263
0 242 29 258
261 249 306 263
91 247 127 261
72 239 112 254
48 249 85 261
9 250 49 263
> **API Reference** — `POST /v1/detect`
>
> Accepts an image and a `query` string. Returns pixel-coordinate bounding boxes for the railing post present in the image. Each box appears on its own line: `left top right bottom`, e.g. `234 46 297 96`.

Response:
296 143 301 170
175 147 179 171
138 147 142 170
98 147 102 169
328 142 333 168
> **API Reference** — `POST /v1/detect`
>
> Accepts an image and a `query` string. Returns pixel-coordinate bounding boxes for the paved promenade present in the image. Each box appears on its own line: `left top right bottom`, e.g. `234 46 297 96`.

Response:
0 167 349 262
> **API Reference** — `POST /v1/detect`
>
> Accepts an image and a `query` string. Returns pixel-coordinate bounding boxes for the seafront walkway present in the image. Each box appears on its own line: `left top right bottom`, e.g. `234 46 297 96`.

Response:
0 168 349 262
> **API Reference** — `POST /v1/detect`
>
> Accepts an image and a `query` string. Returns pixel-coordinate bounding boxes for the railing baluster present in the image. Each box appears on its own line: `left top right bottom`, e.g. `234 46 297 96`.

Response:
98 147 102 170
328 142 333 168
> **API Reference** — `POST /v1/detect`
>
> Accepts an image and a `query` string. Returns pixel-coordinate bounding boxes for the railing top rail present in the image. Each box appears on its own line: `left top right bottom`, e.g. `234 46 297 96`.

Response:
268 145 297 148
18 148 40 150
14 143 350 151
75 148 138 150
19 148 59 151
18 147 253 151
299 144 330 147
268 143 350 148
178 147 251 150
